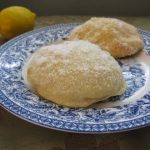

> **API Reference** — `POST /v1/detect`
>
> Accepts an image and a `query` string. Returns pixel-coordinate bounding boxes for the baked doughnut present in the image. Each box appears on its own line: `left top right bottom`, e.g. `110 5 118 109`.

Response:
24 40 126 107
69 17 144 58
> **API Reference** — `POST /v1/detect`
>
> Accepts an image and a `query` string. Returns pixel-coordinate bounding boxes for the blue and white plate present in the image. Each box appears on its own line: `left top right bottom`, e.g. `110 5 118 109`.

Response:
0 23 150 133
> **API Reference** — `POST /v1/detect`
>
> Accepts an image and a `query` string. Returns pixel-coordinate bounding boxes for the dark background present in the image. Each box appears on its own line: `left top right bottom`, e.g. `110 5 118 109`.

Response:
0 0 150 16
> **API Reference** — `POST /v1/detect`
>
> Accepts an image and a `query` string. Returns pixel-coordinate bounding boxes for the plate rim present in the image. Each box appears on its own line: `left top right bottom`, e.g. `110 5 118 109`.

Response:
1 102 150 134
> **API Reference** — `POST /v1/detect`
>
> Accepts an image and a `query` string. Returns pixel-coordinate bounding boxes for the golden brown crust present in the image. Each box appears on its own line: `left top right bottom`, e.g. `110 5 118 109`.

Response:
69 17 144 58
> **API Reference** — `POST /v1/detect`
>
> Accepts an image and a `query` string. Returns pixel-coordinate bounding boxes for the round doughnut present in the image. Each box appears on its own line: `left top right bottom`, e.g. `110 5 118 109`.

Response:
24 40 126 107
69 17 144 58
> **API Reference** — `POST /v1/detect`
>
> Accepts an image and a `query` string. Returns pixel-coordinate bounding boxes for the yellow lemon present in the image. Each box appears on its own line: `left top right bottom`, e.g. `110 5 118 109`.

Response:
0 6 36 39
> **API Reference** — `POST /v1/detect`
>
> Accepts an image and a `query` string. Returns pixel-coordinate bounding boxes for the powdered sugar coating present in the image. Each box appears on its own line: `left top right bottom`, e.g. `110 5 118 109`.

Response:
69 17 144 58
26 40 126 107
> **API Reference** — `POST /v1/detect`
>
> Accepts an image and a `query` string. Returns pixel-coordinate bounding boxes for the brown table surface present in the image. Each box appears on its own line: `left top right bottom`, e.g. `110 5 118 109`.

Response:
0 16 150 150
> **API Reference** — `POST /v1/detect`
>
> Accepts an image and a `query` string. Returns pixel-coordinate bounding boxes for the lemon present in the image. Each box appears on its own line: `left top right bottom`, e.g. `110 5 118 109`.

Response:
0 6 36 39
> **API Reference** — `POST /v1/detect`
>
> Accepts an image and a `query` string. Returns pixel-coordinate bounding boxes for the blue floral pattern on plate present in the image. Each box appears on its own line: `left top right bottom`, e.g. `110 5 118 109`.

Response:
0 23 150 133
108 63 146 101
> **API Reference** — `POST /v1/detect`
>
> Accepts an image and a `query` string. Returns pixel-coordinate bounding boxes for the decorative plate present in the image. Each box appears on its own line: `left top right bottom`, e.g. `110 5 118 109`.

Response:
0 23 150 133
